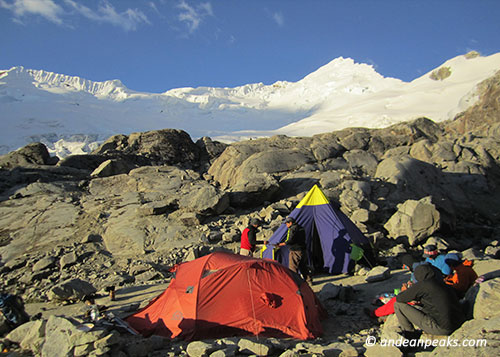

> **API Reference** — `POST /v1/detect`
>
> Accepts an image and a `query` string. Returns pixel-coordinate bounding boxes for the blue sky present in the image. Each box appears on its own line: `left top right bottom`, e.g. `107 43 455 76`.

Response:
1 0 500 93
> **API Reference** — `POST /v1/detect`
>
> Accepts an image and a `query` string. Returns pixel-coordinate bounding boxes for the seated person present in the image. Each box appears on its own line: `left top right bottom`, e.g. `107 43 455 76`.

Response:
423 244 451 277
394 264 465 337
444 253 478 298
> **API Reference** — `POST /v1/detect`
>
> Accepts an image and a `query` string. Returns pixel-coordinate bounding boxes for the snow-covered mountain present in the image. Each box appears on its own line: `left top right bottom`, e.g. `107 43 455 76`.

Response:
1 52 499 158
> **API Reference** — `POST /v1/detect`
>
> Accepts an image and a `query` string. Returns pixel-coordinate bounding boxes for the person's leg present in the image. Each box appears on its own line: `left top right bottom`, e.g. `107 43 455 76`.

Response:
394 302 450 335
298 250 312 283
289 250 301 273
394 301 419 331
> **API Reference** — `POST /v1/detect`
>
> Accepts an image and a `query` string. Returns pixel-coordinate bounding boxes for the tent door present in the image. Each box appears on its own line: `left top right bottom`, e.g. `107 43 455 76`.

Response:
310 221 325 274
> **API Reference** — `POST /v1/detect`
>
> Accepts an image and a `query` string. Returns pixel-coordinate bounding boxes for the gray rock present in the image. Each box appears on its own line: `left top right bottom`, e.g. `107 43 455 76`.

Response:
196 136 228 163
177 211 201 226
93 129 201 167
365 266 391 282
319 341 359 356
178 183 229 215
134 270 163 283
123 338 155 357
60 252 78 269
318 283 342 300
69 328 107 347
229 173 280 207
428 314 500 356
186 340 216 357
90 158 133 177
384 197 440 246
364 344 402 357
379 314 403 341
472 277 500 319
0 142 52 169
238 338 273 356
74 343 94 357
343 149 379 176
47 278 97 301
485 245 500 257
423 237 450 251
6 319 46 354
41 316 79 357
461 248 484 261
32 257 56 272
351 208 370 223
210 345 239 356
93 331 121 349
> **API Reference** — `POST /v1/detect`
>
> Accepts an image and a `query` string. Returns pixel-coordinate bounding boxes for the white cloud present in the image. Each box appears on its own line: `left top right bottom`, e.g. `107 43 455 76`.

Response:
0 0 64 24
64 0 150 31
176 0 213 34
148 1 161 16
0 0 150 31
273 11 284 27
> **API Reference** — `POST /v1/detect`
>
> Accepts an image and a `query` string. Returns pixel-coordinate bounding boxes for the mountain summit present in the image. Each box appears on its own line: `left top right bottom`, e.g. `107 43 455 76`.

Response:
1 52 499 157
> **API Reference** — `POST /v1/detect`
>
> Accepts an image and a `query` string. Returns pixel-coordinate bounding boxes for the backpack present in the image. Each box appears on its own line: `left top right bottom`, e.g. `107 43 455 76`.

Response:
0 293 29 329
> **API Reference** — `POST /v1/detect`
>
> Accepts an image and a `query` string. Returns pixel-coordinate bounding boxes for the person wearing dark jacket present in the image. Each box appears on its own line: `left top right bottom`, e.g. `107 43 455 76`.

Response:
279 217 312 284
394 264 465 336
240 218 264 256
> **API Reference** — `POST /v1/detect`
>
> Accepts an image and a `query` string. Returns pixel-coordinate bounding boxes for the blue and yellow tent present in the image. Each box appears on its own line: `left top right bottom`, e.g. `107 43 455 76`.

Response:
262 185 369 274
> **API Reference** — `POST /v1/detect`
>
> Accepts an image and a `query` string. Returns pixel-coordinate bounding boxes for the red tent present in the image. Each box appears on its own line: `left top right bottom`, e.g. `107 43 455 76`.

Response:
125 251 325 340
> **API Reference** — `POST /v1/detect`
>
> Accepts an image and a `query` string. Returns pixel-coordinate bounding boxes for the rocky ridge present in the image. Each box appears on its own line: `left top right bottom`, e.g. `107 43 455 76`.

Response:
0 73 499 356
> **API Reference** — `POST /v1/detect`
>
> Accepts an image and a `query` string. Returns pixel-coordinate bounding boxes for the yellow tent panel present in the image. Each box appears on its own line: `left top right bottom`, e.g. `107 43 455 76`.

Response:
296 184 330 208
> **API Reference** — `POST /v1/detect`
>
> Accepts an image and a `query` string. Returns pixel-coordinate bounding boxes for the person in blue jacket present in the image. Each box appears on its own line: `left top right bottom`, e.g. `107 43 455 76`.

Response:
423 244 451 277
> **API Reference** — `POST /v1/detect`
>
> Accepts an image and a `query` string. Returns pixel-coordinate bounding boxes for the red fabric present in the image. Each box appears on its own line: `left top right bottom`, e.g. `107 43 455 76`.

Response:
240 228 252 250
374 296 396 317
125 252 325 340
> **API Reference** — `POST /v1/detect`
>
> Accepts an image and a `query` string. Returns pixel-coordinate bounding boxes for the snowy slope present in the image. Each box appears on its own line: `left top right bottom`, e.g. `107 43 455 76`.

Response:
1 53 499 158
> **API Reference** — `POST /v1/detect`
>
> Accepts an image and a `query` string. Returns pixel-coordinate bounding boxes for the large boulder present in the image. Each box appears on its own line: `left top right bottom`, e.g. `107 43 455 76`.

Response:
472 278 500 320
93 129 201 167
0 193 81 262
375 156 442 195
6 320 46 354
209 144 315 190
40 316 109 357
365 266 391 282
195 136 228 163
85 165 223 255
384 196 441 246
343 149 379 176
90 158 134 177
178 182 229 214
0 142 54 169
428 314 500 356
409 139 457 164
228 173 281 208
47 278 97 301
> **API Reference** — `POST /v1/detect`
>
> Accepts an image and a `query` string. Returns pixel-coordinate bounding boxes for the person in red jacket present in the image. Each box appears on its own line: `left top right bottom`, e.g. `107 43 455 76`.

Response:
444 253 478 298
239 218 265 256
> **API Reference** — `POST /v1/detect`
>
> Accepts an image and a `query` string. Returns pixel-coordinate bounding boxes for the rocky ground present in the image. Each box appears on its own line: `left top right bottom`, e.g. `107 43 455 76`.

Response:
1 258 499 356
1 72 500 355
